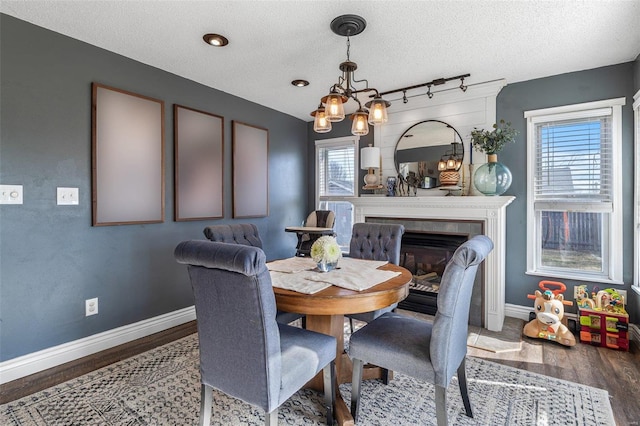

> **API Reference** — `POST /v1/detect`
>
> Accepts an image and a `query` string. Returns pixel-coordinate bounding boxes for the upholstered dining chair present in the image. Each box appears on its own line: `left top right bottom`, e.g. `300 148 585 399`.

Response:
348 235 494 426
346 222 405 330
203 223 304 326
175 240 336 426
291 210 336 257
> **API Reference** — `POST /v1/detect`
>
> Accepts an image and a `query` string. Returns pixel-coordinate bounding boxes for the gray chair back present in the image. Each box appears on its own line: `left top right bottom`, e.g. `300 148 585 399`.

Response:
174 240 280 410
431 235 493 387
349 223 405 264
203 223 263 248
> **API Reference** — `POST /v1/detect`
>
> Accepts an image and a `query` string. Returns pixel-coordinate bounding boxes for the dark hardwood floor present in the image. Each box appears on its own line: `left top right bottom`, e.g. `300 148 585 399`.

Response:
465 316 640 426
0 321 198 405
2 315 638 425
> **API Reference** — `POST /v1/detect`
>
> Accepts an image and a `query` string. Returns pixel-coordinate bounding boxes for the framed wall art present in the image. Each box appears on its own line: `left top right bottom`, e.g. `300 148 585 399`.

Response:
232 121 269 218
174 105 224 221
91 83 165 226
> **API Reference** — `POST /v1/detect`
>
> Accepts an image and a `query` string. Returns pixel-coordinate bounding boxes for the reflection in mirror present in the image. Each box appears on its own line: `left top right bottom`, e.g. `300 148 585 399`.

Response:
394 120 464 189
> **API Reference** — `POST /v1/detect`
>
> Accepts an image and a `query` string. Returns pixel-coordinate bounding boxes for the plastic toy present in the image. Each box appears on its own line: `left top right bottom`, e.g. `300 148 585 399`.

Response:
575 284 595 309
523 281 576 347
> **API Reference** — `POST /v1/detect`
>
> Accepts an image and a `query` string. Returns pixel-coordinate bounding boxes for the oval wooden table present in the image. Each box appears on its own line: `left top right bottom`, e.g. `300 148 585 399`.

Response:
273 263 412 426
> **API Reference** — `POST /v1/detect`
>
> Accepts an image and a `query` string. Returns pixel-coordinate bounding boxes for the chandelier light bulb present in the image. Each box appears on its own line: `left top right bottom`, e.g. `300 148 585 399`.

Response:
324 93 345 122
446 157 457 169
366 98 388 125
351 110 369 136
312 107 332 133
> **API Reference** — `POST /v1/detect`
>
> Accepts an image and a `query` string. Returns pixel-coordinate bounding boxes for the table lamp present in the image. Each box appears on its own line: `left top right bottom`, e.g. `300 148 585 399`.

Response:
361 144 382 189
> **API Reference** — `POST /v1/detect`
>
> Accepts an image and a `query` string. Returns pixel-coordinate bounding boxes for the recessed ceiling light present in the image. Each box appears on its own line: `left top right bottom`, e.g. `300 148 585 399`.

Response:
291 79 309 87
203 33 229 47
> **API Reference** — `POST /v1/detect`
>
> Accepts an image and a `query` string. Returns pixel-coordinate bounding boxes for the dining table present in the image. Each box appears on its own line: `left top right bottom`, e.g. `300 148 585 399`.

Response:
268 256 412 426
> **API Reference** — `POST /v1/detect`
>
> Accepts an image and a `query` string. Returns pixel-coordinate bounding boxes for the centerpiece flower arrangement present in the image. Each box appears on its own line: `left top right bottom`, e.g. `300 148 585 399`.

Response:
310 235 342 272
469 120 518 196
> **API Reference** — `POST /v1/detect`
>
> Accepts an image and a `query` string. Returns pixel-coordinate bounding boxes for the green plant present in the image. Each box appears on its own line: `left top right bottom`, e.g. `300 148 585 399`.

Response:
470 120 519 154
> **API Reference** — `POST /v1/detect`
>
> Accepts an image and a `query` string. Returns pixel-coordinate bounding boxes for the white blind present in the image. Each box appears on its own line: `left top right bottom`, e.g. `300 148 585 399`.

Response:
318 143 355 197
534 114 613 209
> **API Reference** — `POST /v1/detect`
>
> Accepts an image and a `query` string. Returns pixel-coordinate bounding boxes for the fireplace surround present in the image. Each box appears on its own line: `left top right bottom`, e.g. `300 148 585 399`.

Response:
349 195 515 331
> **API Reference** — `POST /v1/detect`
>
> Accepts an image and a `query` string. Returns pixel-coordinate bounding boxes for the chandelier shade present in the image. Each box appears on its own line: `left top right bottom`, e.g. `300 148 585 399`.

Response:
322 91 347 122
365 97 389 126
311 105 332 133
351 109 370 136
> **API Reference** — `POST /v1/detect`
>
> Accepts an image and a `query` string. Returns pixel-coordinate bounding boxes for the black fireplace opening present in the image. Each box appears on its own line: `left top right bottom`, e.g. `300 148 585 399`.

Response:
397 232 468 316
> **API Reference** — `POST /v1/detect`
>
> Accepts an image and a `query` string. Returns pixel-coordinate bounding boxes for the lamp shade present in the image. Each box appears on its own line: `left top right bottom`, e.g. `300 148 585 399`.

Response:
312 107 332 133
324 93 345 122
366 97 388 125
361 145 380 169
351 110 370 136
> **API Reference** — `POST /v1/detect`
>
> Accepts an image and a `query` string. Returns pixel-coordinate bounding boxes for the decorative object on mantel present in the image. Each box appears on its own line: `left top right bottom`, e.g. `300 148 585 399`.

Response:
437 125 463 188
386 176 397 196
310 235 342 272
361 144 384 190
470 120 518 196
311 15 390 136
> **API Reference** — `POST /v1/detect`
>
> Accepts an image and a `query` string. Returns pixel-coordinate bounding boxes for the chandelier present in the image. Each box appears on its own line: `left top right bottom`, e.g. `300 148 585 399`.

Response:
311 15 390 136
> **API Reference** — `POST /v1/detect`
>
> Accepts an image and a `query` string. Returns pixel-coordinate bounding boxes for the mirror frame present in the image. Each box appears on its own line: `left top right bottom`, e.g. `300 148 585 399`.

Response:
393 119 464 177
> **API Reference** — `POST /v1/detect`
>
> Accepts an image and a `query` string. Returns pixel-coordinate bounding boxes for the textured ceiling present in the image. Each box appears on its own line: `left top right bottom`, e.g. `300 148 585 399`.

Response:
2 1 639 121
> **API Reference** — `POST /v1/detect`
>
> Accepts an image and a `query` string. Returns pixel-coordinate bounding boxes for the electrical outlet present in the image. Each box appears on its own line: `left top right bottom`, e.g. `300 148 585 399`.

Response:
0 184 23 204
85 298 98 316
617 289 627 303
57 187 79 205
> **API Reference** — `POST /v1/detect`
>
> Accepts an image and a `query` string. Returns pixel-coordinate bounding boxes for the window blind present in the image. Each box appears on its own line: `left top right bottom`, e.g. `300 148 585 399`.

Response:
318 144 355 197
534 114 613 210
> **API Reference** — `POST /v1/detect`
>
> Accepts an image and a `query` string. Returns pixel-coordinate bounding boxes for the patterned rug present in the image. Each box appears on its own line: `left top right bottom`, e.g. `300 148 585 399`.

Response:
1 333 614 426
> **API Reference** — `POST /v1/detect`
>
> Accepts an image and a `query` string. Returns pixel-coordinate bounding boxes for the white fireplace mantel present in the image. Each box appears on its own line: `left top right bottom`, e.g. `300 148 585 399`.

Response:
348 195 515 331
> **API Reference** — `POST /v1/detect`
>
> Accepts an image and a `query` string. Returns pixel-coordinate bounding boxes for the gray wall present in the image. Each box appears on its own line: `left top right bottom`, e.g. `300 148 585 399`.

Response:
496 63 637 322
0 14 308 361
634 53 640 91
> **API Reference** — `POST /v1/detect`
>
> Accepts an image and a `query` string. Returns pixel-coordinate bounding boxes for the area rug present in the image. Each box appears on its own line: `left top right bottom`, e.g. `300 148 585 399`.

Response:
1 333 614 426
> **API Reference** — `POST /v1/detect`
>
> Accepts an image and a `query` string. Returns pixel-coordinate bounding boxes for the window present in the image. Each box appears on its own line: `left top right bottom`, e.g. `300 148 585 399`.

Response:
525 98 625 284
634 90 640 291
315 136 359 251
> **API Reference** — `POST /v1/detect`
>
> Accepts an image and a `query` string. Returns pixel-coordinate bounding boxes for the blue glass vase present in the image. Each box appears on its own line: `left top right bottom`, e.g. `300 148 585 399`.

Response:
473 154 512 196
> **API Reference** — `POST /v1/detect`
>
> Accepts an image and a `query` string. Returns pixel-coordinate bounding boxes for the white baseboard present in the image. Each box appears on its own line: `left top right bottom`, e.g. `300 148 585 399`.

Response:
0 306 195 385
504 303 533 321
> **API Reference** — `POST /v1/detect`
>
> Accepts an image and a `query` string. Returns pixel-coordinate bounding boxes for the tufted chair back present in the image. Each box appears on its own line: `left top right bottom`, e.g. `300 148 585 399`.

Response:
174 240 337 425
348 223 405 264
203 223 263 248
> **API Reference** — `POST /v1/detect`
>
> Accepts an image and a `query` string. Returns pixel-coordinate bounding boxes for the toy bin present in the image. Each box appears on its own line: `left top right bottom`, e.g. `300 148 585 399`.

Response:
578 307 629 351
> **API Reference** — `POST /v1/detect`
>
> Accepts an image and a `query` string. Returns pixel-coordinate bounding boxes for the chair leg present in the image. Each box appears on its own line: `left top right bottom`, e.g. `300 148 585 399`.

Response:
349 318 355 334
350 358 364 423
199 384 213 426
322 361 336 425
435 385 448 426
381 368 390 385
265 409 278 426
457 358 473 418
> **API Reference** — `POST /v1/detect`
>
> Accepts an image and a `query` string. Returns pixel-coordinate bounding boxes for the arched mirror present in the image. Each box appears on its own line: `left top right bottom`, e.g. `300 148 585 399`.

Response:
394 120 464 188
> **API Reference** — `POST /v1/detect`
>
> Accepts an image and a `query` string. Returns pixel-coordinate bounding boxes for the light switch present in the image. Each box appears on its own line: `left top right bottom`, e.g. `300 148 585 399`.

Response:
57 187 79 205
0 184 23 204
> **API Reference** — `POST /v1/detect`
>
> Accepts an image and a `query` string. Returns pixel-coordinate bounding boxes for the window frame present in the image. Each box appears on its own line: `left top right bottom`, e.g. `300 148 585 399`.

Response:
525 97 625 284
315 136 360 252
314 136 360 204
